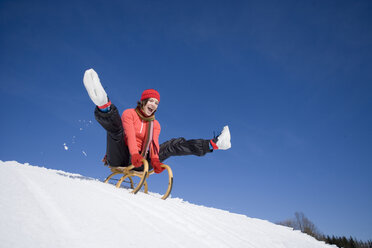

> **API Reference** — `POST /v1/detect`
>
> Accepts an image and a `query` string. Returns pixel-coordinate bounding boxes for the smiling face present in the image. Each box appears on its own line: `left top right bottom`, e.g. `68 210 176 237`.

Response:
141 97 159 116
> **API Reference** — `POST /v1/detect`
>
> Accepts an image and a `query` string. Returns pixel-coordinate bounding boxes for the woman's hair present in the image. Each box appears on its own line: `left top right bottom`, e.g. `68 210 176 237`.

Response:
137 99 150 109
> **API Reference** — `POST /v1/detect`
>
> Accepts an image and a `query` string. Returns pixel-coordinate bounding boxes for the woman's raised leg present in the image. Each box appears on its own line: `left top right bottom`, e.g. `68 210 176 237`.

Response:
83 68 130 167
94 104 130 167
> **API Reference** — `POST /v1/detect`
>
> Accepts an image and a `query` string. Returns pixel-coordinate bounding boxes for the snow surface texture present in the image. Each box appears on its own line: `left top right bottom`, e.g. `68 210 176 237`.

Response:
0 161 336 248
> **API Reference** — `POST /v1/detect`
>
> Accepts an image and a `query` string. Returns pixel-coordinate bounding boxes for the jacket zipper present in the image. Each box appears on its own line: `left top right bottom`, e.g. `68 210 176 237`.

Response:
140 120 144 133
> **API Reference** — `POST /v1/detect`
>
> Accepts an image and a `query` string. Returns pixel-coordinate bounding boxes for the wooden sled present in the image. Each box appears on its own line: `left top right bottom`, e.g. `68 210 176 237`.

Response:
103 159 173 200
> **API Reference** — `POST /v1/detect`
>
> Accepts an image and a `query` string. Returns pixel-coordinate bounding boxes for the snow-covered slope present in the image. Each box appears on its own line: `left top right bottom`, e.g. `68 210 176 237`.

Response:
0 161 335 248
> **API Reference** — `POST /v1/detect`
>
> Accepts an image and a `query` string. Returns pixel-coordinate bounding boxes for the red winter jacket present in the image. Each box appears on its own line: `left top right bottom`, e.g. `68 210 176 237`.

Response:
121 108 161 159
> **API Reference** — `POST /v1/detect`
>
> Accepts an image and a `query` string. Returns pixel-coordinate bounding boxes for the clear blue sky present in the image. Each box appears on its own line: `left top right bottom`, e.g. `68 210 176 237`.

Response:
1 0 371 241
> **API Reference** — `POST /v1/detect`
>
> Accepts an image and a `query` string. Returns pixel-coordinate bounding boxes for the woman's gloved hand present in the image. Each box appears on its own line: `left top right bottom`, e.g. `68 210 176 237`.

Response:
151 158 165 174
131 154 144 167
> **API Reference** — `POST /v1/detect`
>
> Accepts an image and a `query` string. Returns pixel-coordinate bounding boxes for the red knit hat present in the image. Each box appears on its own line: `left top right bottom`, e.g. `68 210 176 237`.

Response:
140 89 160 102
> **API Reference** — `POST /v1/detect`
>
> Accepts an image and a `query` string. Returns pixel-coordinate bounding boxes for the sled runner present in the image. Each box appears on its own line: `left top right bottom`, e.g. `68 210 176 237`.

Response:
103 159 173 200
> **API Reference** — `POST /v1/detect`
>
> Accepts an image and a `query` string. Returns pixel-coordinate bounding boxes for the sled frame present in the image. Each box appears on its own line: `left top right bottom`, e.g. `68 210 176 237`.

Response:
103 159 173 200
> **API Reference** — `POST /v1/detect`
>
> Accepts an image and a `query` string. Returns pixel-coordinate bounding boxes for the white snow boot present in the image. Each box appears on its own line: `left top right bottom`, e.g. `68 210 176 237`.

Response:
211 125 231 150
83 68 109 107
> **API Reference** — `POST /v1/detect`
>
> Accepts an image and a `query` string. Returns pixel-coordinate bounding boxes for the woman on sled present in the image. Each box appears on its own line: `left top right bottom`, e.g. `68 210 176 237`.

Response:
83 68 231 173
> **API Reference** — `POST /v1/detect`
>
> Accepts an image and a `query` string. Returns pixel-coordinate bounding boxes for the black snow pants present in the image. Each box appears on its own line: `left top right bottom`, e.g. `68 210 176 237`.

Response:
94 104 212 169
